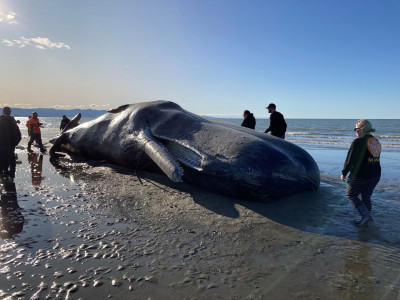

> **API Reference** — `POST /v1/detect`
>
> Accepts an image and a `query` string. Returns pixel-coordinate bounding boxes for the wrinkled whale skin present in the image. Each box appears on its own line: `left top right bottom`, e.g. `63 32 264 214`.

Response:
50 100 320 199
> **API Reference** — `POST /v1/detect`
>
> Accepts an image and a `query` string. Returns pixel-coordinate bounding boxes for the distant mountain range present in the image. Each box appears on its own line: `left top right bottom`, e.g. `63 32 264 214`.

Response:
11 108 107 118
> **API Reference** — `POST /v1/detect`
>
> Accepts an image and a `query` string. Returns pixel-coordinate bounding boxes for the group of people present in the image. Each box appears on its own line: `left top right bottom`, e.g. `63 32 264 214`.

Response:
1 104 381 227
241 103 381 227
0 108 71 181
241 103 287 139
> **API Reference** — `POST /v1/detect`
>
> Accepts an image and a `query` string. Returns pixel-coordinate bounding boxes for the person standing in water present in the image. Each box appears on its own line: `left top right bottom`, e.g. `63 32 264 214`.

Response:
26 112 46 153
0 107 22 179
60 115 70 131
341 119 381 227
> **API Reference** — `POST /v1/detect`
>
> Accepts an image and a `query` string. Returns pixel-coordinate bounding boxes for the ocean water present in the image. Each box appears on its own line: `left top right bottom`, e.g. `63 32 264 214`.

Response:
221 118 400 193
15 116 400 192
220 118 400 153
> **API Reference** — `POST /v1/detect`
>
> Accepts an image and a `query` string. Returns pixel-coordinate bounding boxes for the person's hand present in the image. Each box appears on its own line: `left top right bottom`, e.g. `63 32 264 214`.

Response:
341 175 346 181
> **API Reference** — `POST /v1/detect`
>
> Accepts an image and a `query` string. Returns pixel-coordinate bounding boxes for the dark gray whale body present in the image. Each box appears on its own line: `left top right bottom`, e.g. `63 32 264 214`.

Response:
50 101 320 199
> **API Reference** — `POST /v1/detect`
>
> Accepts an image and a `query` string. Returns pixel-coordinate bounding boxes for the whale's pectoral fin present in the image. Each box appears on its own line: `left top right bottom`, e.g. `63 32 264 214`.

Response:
138 128 184 182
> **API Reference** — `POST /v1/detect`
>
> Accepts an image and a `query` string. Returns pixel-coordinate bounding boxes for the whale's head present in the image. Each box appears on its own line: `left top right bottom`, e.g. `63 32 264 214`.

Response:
132 101 320 198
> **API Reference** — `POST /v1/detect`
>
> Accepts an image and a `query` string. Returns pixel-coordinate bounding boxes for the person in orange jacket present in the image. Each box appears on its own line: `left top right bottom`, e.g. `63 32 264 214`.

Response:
26 112 46 153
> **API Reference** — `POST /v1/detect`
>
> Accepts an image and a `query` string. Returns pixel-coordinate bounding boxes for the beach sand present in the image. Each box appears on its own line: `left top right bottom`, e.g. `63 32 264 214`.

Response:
0 138 399 299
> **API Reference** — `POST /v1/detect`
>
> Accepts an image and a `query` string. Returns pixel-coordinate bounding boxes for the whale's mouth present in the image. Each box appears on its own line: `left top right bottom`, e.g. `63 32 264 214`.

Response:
162 140 203 171
152 137 204 171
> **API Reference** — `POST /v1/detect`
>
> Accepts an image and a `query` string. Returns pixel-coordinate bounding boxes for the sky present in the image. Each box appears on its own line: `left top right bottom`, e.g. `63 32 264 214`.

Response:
1 0 399 119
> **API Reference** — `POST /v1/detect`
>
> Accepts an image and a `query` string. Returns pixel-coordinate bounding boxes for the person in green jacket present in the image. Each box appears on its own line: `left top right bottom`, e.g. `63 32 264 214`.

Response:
341 119 381 226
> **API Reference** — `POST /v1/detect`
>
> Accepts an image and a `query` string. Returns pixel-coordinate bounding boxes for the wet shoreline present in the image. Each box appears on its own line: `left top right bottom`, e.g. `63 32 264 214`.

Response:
0 142 399 299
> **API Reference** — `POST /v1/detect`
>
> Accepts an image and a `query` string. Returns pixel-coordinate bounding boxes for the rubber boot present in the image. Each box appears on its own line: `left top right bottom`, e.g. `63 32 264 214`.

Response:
368 210 374 222
27 144 33 153
354 204 371 226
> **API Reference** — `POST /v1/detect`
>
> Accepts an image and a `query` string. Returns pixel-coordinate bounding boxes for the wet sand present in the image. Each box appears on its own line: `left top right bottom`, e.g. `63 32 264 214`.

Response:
0 140 400 299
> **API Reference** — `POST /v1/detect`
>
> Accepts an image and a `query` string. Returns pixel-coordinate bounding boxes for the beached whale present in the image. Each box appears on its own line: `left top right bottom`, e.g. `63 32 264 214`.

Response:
50 101 320 199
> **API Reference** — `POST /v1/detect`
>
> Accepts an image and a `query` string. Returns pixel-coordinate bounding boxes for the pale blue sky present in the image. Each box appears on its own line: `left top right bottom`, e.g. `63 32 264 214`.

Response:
1 0 399 118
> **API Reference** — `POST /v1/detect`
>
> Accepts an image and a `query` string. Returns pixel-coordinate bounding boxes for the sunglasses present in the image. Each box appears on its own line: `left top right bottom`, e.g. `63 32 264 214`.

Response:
354 127 363 131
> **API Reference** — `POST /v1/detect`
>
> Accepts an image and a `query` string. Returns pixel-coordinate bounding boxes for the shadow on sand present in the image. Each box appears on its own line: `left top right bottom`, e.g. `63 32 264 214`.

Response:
50 156 400 250
193 178 400 249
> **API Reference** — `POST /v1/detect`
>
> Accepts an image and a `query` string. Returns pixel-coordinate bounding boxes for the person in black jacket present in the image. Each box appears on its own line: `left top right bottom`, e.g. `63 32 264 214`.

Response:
241 110 256 129
264 103 287 138
341 119 381 227
60 115 70 131
0 107 22 179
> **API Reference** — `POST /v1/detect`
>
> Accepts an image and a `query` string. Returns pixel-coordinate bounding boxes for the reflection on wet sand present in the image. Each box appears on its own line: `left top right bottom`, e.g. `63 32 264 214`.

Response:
28 153 44 186
336 243 374 299
0 179 24 240
0 142 399 299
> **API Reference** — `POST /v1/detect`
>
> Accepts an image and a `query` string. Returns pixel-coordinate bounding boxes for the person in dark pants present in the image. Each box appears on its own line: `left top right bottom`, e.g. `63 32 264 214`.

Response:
241 110 256 129
264 103 287 139
0 107 22 179
341 119 381 227
26 112 46 153
60 115 70 131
